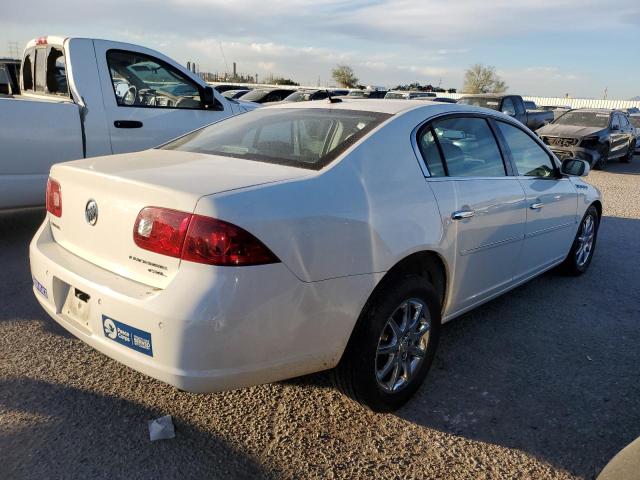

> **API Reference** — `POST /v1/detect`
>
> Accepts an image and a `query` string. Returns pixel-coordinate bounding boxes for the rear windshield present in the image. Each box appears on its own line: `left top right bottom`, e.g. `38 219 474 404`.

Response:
457 97 501 110
553 111 610 128
162 108 391 170
239 89 271 102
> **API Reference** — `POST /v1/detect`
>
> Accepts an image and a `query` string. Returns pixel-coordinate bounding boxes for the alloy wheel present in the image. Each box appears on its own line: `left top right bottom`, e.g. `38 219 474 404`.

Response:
375 298 431 392
576 214 595 267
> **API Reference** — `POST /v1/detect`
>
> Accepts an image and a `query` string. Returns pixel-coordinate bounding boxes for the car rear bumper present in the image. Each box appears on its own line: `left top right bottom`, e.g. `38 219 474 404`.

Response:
29 219 376 392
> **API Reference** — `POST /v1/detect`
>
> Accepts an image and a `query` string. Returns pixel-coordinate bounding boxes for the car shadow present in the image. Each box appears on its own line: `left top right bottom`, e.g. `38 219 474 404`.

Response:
598 157 640 175
0 378 272 479
0 208 72 337
394 215 640 479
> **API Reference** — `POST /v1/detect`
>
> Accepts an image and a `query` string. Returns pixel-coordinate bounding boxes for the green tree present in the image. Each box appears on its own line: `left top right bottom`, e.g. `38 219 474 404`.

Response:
332 65 359 88
272 77 299 86
462 64 507 94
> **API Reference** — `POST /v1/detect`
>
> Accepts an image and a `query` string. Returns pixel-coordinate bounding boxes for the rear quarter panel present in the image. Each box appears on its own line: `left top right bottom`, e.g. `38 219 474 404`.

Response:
194 108 447 283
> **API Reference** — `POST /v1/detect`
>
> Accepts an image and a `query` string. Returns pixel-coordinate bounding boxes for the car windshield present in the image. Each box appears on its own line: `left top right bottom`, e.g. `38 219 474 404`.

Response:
629 116 640 128
553 111 610 128
284 91 315 102
457 97 501 111
162 108 391 170
239 89 270 102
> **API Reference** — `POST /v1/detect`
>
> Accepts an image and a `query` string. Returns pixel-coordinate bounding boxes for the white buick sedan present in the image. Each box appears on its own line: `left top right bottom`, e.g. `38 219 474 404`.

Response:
30 100 601 411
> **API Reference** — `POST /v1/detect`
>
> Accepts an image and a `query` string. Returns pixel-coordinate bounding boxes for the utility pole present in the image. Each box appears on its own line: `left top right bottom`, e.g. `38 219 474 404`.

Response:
7 41 20 58
603 87 608 100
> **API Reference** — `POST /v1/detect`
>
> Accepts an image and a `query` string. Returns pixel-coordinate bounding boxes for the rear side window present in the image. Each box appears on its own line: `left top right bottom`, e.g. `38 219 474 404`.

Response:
496 121 555 178
430 117 506 177
163 108 391 170
34 48 46 92
46 47 68 96
22 50 34 91
417 128 446 177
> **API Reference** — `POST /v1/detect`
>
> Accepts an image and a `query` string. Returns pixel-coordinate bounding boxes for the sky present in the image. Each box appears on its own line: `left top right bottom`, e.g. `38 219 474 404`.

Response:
1 0 639 99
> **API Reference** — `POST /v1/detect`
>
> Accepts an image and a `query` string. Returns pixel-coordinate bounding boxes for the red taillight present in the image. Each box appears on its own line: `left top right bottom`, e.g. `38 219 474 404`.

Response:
133 207 191 258
133 207 279 266
46 177 62 217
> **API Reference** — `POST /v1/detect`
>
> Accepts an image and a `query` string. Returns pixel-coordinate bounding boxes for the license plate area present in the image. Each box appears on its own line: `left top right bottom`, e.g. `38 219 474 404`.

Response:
53 277 92 329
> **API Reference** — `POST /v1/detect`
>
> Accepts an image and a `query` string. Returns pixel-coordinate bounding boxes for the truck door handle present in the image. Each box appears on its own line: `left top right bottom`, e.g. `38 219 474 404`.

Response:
114 120 143 129
451 210 476 220
530 202 544 210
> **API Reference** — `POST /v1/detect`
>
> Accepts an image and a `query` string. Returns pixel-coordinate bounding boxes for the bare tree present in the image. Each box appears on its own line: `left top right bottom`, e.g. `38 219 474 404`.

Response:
462 64 507 94
332 65 359 88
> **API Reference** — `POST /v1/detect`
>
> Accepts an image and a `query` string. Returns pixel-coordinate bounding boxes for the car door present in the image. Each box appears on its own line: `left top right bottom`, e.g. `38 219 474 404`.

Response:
93 41 232 154
494 119 578 278
417 115 527 314
609 113 626 158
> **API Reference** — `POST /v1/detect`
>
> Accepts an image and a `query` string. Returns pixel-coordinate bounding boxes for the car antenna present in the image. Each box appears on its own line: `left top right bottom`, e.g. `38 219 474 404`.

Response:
326 89 342 104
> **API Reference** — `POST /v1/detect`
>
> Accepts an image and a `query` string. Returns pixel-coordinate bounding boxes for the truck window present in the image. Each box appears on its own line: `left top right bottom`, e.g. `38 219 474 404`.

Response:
501 98 516 116
106 50 203 109
34 48 47 92
22 49 34 91
46 47 69 96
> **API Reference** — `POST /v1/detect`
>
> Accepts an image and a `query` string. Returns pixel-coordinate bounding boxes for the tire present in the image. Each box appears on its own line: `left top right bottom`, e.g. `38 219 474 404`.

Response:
621 139 635 163
593 143 610 170
559 205 600 275
333 274 441 412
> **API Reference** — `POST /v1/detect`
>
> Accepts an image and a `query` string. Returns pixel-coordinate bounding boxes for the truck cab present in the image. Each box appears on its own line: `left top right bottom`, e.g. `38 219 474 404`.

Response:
0 36 252 210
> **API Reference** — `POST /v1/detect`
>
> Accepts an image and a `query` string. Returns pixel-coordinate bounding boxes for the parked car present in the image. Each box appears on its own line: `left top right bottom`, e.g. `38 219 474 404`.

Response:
222 88 251 99
537 109 636 168
630 114 640 152
239 88 296 104
345 89 387 99
457 94 554 130
0 58 20 95
539 105 572 120
30 100 601 412
430 97 457 103
0 36 255 211
625 107 639 115
281 89 334 102
385 91 436 100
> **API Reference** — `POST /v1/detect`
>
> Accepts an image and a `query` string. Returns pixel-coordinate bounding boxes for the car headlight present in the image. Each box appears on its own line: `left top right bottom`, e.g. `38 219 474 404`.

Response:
580 136 600 150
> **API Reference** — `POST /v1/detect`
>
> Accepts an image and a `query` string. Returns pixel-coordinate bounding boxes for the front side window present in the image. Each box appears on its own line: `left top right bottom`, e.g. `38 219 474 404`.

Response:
431 117 506 177
107 50 202 109
611 114 620 130
497 121 555 178
46 47 68 96
22 49 34 91
163 108 390 170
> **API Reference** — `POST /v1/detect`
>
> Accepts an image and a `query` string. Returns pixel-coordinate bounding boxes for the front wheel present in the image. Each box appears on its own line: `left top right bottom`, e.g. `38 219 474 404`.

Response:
559 206 600 275
333 274 441 412
621 139 635 163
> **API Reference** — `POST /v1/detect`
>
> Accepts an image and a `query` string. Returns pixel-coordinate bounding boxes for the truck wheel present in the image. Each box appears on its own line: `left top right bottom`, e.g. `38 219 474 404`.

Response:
559 205 599 275
621 140 635 163
333 274 441 412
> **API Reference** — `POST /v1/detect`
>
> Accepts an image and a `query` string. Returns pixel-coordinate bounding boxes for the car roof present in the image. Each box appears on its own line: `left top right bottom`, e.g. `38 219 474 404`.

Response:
262 98 477 116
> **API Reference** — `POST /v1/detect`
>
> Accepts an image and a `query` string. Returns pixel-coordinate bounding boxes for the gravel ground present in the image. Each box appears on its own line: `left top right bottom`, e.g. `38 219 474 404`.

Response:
1 157 639 480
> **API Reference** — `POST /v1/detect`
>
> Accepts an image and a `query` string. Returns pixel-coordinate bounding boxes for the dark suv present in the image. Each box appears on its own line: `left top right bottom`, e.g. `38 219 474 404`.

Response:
536 109 636 169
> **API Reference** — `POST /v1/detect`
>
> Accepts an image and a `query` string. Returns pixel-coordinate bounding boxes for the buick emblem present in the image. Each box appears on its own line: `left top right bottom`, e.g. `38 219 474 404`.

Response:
85 199 98 226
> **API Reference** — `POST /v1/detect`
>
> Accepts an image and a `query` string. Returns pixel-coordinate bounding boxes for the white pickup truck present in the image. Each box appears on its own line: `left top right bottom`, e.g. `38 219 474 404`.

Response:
0 36 254 210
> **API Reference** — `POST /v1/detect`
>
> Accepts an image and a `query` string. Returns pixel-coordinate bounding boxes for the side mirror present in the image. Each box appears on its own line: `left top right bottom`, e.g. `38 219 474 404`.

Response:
203 85 215 107
561 158 590 177
612 124 620 131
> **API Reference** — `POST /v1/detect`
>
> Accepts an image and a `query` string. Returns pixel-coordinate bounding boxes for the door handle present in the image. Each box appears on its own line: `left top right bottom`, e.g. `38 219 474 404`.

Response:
114 120 143 129
530 202 544 210
451 210 476 220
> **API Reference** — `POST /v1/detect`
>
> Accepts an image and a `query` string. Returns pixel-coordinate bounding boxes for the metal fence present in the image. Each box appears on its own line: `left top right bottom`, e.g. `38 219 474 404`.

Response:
434 92 640 110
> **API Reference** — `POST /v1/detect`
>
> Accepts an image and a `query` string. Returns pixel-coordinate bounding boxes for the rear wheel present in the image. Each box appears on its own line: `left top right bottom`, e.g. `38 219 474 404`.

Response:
621 139 635 163
559 206 599 275
333 274 441 412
